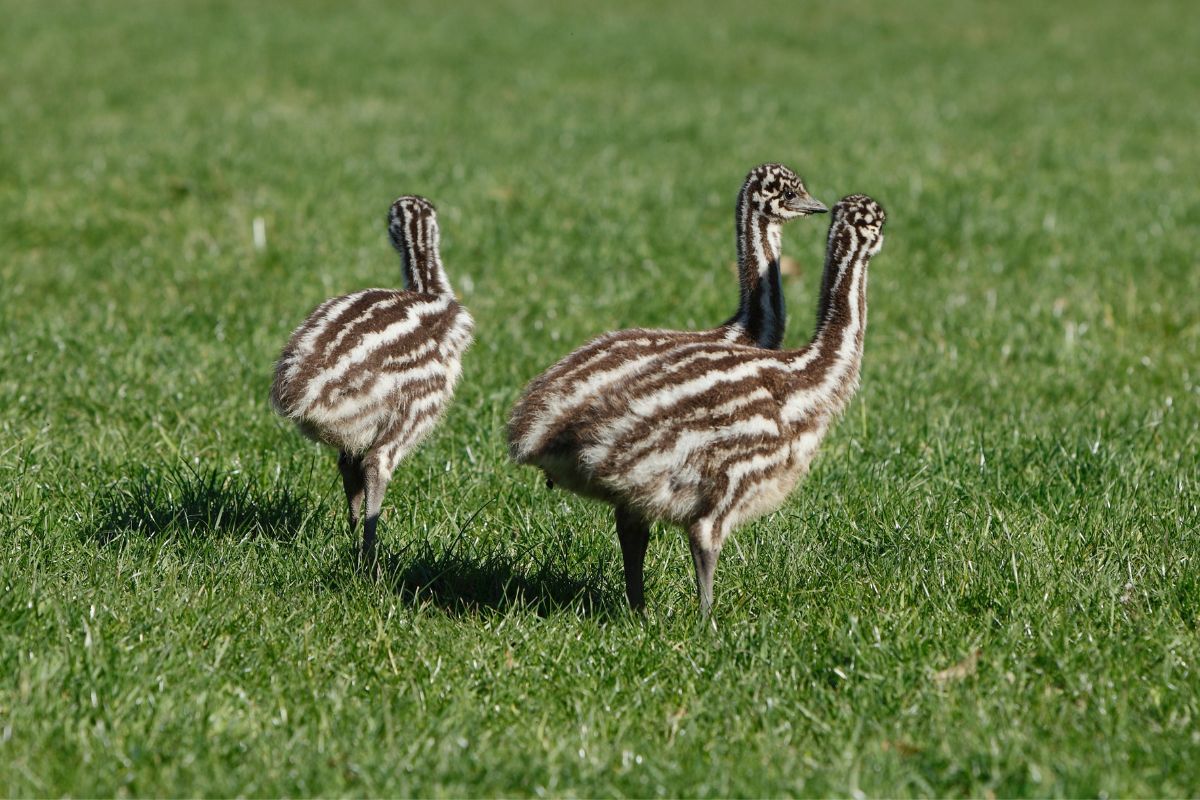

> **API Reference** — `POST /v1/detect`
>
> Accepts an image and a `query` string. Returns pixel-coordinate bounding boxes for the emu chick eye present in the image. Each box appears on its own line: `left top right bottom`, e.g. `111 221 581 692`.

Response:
784 190 796 200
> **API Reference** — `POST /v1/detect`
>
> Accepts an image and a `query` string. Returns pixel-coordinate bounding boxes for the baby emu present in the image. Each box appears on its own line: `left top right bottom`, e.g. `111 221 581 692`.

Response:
508 195 886 615
271 196 474 563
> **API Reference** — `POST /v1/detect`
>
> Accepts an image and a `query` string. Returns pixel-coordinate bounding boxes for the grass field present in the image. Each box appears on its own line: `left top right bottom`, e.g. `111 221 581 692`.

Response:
2 0 1199 796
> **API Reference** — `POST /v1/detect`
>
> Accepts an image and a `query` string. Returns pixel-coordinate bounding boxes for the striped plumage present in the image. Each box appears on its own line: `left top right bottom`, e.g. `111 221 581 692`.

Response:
271 196 474 562
507 194 886 615
508 164 826 466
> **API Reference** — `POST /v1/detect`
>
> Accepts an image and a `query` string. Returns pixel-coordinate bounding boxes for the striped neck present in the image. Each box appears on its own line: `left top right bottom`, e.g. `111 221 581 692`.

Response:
783 220 878 418
388 206 452 296
813 220 871 345
728 189 786 349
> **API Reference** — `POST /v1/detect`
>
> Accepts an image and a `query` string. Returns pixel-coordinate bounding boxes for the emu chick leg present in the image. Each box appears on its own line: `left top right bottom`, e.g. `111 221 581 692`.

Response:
337 451 365 536
359 456 392 566
688 523 722 619
615 506 651 610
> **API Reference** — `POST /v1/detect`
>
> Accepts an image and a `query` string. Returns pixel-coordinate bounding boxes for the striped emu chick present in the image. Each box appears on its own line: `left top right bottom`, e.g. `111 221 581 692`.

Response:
271 196 474 562
508 195 885 615
507 164 826 464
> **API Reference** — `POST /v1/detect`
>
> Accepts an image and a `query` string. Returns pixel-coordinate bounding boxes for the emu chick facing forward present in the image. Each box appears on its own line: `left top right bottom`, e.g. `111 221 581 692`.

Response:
271 196 473 562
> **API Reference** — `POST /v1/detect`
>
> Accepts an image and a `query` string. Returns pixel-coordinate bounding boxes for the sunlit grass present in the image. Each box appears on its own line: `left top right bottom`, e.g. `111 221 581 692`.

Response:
1 0 1198 796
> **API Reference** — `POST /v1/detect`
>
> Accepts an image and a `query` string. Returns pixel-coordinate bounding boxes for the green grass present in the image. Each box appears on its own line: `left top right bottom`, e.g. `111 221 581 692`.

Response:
2 0 1198 796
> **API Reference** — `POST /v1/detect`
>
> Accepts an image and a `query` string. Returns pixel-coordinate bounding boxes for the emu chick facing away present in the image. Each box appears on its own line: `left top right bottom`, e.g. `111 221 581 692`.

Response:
508 195 886 616
271 196 474 562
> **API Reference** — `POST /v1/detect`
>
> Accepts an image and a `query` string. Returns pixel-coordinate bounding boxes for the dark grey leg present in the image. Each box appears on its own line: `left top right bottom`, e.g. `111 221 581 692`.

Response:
688 522 721 619
359 457 391 568
615 505 651 611
337 451 365 536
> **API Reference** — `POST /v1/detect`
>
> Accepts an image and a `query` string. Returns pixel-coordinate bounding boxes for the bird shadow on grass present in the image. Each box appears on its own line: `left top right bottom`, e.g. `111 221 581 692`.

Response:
84 463 619 617
326 504 618 617
81 462 327 547
378 541 613 617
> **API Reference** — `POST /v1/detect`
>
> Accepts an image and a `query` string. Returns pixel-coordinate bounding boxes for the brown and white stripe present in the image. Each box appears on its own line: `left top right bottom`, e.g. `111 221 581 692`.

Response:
507 164 826 464
271 196 474 562
506 194 886 616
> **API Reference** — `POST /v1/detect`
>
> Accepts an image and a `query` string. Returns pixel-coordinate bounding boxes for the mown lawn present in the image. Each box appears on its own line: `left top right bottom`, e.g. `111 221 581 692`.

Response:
1 0 1198 796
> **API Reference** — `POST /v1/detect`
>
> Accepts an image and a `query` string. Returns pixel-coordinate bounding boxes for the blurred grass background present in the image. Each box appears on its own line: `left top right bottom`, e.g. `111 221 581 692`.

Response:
1 0 1198 796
